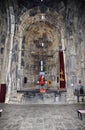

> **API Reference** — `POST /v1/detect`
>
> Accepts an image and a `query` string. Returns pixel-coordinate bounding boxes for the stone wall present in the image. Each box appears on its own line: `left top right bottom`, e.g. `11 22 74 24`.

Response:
0 0 85 104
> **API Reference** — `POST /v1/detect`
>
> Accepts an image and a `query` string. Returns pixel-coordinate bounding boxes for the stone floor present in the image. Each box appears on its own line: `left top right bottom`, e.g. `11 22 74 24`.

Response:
0 103 85 130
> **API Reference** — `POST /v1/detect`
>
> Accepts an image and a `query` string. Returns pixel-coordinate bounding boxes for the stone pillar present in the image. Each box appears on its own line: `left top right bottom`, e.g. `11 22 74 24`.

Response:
5 7 15 103
1 9 10 84
79 30 85 83
66 34 78 103
17 27 23 90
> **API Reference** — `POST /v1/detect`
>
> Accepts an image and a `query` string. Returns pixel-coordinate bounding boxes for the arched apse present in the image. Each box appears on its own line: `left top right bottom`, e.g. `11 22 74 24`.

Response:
16 6 66 90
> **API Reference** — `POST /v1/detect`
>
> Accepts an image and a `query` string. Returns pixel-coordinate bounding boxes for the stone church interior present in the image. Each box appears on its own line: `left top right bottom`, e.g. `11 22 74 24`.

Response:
0 0 85 104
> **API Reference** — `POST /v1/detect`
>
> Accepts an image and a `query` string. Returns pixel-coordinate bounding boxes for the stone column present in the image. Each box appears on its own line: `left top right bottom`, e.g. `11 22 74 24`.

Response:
5 7 15 103
66 36 77 103
2 9 10 84
17 27 23 90
79 30 85 83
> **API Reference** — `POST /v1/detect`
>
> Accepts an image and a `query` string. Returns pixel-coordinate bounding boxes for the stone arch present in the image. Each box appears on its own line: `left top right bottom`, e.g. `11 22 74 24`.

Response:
18 6 65 55
16 6 66 90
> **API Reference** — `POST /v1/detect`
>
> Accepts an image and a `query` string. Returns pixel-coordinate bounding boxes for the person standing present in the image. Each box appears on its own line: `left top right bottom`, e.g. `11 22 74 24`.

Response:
78 80 84 102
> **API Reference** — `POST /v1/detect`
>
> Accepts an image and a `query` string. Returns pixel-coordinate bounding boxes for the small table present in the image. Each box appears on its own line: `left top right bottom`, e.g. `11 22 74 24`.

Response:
77 110 85 120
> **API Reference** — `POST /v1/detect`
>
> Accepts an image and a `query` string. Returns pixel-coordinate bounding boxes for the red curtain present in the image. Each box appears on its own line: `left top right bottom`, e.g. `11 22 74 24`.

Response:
0 84 6 103
59 51 66 89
